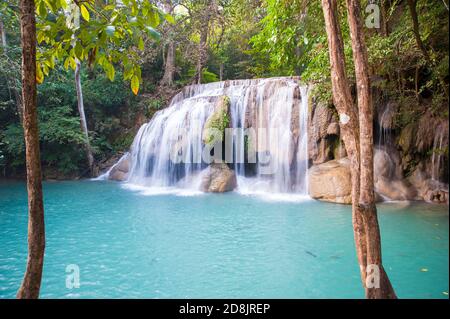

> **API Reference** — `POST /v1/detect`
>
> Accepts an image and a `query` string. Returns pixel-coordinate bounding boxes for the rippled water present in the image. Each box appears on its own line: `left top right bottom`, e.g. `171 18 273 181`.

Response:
0 180 448 298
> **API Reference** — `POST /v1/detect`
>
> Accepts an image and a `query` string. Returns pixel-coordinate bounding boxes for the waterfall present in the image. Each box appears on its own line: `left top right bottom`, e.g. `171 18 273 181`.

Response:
431 125 445 182
123 78 310 196
377 102 395 149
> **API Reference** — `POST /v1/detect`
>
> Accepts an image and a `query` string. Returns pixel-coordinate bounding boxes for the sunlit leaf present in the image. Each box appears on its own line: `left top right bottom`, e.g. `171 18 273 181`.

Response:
80 4 90 22
131 75 139 95
36 63 44 84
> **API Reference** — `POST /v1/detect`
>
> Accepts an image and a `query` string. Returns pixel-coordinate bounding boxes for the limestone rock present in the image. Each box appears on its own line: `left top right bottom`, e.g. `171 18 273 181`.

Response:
109 153 130 181
200 163 237 193
308 158 352 204
308 100 340 164
202 95 231 145
375 177 417 201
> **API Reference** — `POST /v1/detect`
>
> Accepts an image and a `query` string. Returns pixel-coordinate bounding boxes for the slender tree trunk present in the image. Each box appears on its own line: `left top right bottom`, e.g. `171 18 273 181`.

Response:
161 0 175 86
219 62 223 81
75 59 94 174
322 0 396 298
194 28 208 84
380 0 389 36
346 0 396 299
0 17 23 121
17 0 45 299
321 0 366 286
0 18 6 48
161 41 175 86
407 0 430 63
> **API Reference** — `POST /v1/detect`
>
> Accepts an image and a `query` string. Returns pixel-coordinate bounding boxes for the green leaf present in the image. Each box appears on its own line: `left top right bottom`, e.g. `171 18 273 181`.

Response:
74 42 83 59
138 38 144 51
80 4 90 22
146 27 160 41
36 63 44 84
131 75 139 95
165 14 175 25
37 1 47 18
59 0 67 9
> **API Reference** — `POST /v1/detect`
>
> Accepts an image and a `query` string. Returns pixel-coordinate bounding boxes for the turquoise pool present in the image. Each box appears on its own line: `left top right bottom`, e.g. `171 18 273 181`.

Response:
0 180 448 298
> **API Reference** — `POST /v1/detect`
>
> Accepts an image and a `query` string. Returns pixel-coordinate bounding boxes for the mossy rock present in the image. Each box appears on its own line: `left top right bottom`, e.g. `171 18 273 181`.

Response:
398 123 417 153
202 95 231 145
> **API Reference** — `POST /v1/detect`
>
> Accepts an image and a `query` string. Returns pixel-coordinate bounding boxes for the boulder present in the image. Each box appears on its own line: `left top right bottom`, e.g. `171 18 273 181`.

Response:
308 100 340 164
408 168 449 203
200 163 237 193
108 153 130 181
375 177 417 201
308 158 352 204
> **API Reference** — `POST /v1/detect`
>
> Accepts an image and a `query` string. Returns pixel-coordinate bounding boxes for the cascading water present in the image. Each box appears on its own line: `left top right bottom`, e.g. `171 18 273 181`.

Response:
431 123 447 182
121 78 310 197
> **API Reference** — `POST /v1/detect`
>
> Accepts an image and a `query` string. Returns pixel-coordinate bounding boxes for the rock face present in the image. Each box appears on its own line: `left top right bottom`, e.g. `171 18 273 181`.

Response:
200 163 237 193
202 95 231 145
373 148 417 201
308 100 344 165
108 153 130 181
408 167 449 204
308 158 352 204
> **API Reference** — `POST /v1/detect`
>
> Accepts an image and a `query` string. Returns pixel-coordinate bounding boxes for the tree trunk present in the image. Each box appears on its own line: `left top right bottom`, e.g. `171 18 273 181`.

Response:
75 59 94 174
322 0 396 298
346 0 396 299
161 0 175 86
161 41 175 86
219 62 224 81
17 0 45 299
194 28 208 85
380 0 389 37
407 0 430 63
0 17 24 121
321 0 366 286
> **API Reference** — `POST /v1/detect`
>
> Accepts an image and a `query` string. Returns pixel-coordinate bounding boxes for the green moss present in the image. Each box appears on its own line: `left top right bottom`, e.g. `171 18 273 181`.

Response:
203 96 230 145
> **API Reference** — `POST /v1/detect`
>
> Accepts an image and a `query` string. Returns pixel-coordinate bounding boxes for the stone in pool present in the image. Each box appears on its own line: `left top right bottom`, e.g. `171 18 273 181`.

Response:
308 158 352 204
200 163 237 193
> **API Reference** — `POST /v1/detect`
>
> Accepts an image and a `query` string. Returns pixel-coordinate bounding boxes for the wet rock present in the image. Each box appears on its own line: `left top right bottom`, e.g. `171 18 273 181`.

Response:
109 153 130 181
308 158 352 204
202 95 231 145
200 163 237 193
375 177 417 201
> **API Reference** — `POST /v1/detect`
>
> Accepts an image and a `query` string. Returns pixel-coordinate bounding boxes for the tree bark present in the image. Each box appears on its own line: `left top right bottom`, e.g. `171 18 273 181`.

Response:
322 0 396 298
194 27 208 84
161 0 175 86
321 0 366 286
380 0 389 36
346 0 396 299
407 0 430 63
75 59 94 174
161 41 175 86
17 0 45 299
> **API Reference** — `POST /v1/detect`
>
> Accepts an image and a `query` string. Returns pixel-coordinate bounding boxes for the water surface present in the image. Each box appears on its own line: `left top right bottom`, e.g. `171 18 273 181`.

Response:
0 180 448 298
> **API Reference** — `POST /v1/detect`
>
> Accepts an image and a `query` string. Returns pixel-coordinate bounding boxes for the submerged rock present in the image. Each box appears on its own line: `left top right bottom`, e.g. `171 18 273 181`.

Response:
200 163 237 193
308 158 352 204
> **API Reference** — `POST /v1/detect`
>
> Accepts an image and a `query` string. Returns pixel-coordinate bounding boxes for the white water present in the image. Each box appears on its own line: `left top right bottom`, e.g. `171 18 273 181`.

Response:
431 125 446 182
121 78 310 196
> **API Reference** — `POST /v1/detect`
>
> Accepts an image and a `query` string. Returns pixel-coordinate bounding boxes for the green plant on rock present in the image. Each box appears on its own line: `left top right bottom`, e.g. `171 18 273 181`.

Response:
203 96 230 146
